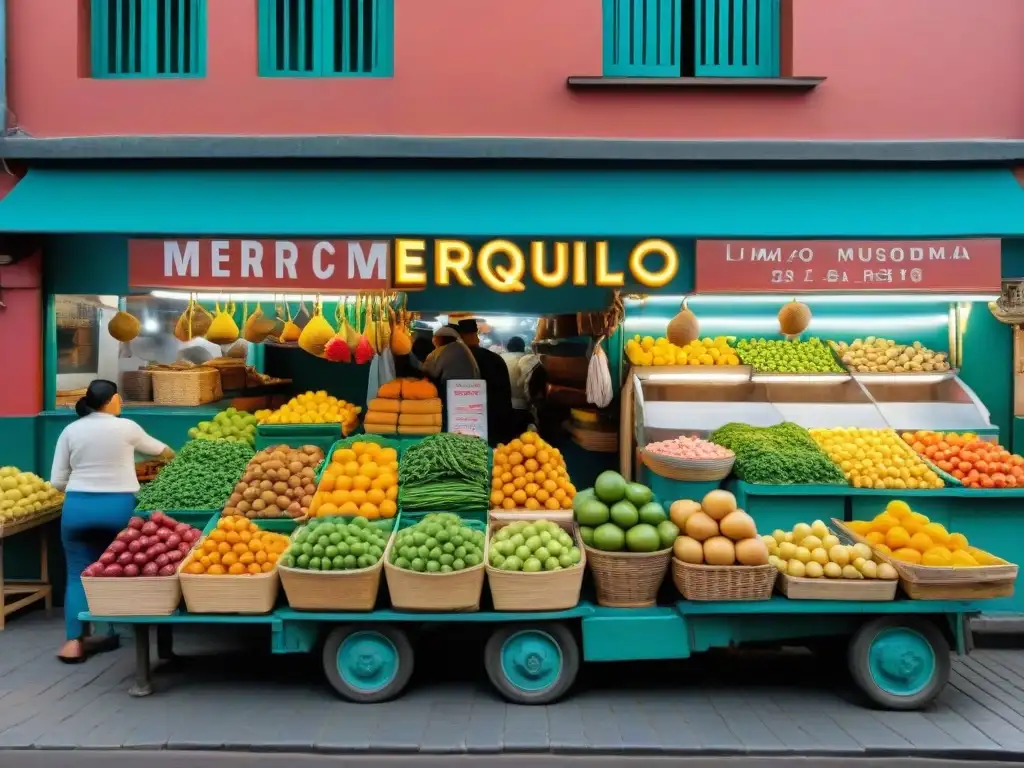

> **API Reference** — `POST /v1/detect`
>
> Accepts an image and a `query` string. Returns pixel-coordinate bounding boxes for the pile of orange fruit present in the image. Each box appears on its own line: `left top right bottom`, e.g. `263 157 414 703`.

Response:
184 515 290 575
901 430 1024 489
847 499 1000 567
308 440 399 520
490 431 576 511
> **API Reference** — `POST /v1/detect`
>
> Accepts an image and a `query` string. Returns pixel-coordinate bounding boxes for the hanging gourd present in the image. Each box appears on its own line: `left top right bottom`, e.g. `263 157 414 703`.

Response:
778 298 812 337
108 306 141 343
174 295 213 342
377 293 393 353
298 296 335 358
390 304 412 355
666 297 700 347
242 301 277 343
343 296 362 353
363 295 381 354
279 303 301 343
585 290 623 409
205 301 240 345
323 302 352 362
354 296 375 364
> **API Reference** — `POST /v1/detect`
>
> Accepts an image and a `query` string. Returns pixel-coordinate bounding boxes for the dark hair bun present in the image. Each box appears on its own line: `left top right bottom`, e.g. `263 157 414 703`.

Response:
74 397 95 419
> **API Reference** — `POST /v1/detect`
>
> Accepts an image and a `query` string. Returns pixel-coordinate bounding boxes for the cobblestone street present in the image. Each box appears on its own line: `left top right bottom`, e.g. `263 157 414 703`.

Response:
0 614 1023 759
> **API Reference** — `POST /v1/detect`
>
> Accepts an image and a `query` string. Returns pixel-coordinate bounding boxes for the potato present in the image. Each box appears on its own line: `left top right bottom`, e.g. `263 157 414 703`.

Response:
259 479 273 491
260 490 277 504
251 499 266 511
276 495 291 509
304 484 316 495
243 487 259 502
272 481 289 494
288 461 304 474
237 500 251 513
300 495 313 508
288 475 303 489
264 505 280 517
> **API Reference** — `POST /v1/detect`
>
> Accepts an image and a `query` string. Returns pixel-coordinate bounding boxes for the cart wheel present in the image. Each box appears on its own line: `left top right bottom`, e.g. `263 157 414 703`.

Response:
848 617 950 710
485 623 579 705
322 625 414 703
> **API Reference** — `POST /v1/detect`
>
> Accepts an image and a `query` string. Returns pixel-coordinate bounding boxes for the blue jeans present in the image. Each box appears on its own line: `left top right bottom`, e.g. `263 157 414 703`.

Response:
60 491 136 640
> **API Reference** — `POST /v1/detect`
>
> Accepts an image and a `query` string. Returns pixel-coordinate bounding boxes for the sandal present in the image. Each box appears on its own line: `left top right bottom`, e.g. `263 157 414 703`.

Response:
84 635 120 655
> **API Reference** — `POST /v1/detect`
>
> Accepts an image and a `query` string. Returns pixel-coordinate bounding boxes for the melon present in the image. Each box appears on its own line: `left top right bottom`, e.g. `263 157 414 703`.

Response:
701 489 737 521
778 299 812 336
684 511 718 542
735 537 770 566
673 536 704 564
720 510 757 541
667 298 700 346
703 536 736 566
669 499 702 529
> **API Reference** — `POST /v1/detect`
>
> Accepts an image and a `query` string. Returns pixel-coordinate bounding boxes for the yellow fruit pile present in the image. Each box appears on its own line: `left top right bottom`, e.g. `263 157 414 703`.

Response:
847 500 1001 567
491 432 576 511
0 467 63 522
310 441 398 520
185 515 289 575
625 335 740 367
256 391 361 432
809 427 943 490
763 519 897 580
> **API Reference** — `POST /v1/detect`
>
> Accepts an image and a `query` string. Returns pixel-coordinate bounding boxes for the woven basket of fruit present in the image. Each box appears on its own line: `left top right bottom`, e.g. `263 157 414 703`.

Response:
151 368 222 407
383 513 487 612
670 489 777 601
278 517 394 611
81 512 203 616
672 560 775 601
179 515 289 614
485 518 585 611
833 511 1018 600
585 546 671 608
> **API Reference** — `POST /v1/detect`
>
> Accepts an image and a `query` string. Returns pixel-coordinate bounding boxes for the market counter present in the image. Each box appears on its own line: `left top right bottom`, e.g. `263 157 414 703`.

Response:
729 479 1024 613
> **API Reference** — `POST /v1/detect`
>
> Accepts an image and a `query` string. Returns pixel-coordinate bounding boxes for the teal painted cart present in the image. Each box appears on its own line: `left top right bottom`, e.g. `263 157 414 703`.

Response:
82 595 979 711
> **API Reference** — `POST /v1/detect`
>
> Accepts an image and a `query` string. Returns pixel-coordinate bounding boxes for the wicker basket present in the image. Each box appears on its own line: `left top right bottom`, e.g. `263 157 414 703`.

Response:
672 559 776 601
205 361 247 391
82 566 182 617
831 518 1018 599
640 450 735 483
584 544 672 607
121 370 153 402
178 551 279 614
278 526 394 611
151 368 222 407
485 520 585 611
382 534 487 612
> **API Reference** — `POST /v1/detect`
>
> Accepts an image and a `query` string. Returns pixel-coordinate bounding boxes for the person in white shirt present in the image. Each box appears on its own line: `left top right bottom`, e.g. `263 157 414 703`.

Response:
50 379 173 663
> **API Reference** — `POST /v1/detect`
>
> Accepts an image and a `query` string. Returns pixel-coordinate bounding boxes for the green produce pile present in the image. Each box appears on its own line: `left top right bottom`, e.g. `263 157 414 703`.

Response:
188 407 259 446
399 433 490 514
282 516 390 571
736 337 844 373
135 439 254 511
388 512 485 573
709 422 846 485
573 470 679 552
488 519 582 572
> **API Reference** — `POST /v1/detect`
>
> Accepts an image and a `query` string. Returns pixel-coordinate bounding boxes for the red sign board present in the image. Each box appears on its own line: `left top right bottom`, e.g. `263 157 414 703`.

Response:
128 239 391 291
695 239 1002 294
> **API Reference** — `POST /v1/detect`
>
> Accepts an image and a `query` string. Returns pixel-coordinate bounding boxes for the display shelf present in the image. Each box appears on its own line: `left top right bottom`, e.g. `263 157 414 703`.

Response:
728 480 848 533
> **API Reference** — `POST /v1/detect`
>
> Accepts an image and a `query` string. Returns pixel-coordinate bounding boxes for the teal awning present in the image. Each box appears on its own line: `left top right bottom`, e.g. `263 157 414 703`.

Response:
1 167 1023 237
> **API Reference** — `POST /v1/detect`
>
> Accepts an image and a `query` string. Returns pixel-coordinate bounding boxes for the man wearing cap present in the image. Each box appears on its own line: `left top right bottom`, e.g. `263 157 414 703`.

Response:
457 319 515 445
419 326 480 391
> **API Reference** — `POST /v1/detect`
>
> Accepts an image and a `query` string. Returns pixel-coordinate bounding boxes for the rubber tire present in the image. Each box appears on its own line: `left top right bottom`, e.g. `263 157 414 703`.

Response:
848 616 950 711
322 625 414 703
485 623 579 705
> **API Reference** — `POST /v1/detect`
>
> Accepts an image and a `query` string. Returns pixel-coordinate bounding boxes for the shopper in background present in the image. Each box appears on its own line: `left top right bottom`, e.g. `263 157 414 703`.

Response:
420 326 480 394
501 336 532 433
50 379 175 663
458 319 515 445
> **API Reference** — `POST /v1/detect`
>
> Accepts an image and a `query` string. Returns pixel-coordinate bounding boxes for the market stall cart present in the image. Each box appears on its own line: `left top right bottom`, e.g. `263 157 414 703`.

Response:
81 596 978 710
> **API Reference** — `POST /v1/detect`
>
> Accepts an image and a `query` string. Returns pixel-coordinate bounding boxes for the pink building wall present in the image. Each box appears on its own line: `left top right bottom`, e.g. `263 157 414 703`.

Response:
7 0 1024 140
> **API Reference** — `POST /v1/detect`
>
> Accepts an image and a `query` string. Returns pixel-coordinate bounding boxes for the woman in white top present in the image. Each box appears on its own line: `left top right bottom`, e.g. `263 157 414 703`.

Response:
50 380 173 663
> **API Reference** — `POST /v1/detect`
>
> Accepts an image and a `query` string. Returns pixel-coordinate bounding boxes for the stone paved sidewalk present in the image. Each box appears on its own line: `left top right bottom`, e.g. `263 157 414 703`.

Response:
0 614 1023 756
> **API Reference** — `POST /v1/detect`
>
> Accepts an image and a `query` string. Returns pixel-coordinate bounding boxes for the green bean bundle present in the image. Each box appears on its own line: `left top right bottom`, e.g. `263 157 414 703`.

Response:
399 433 489 485
399 434 490 514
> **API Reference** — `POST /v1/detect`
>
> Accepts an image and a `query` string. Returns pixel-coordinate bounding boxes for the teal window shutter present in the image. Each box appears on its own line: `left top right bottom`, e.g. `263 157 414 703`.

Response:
91 0 205 78
695 0 779 77
259 0 393 77
603 0 682 77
